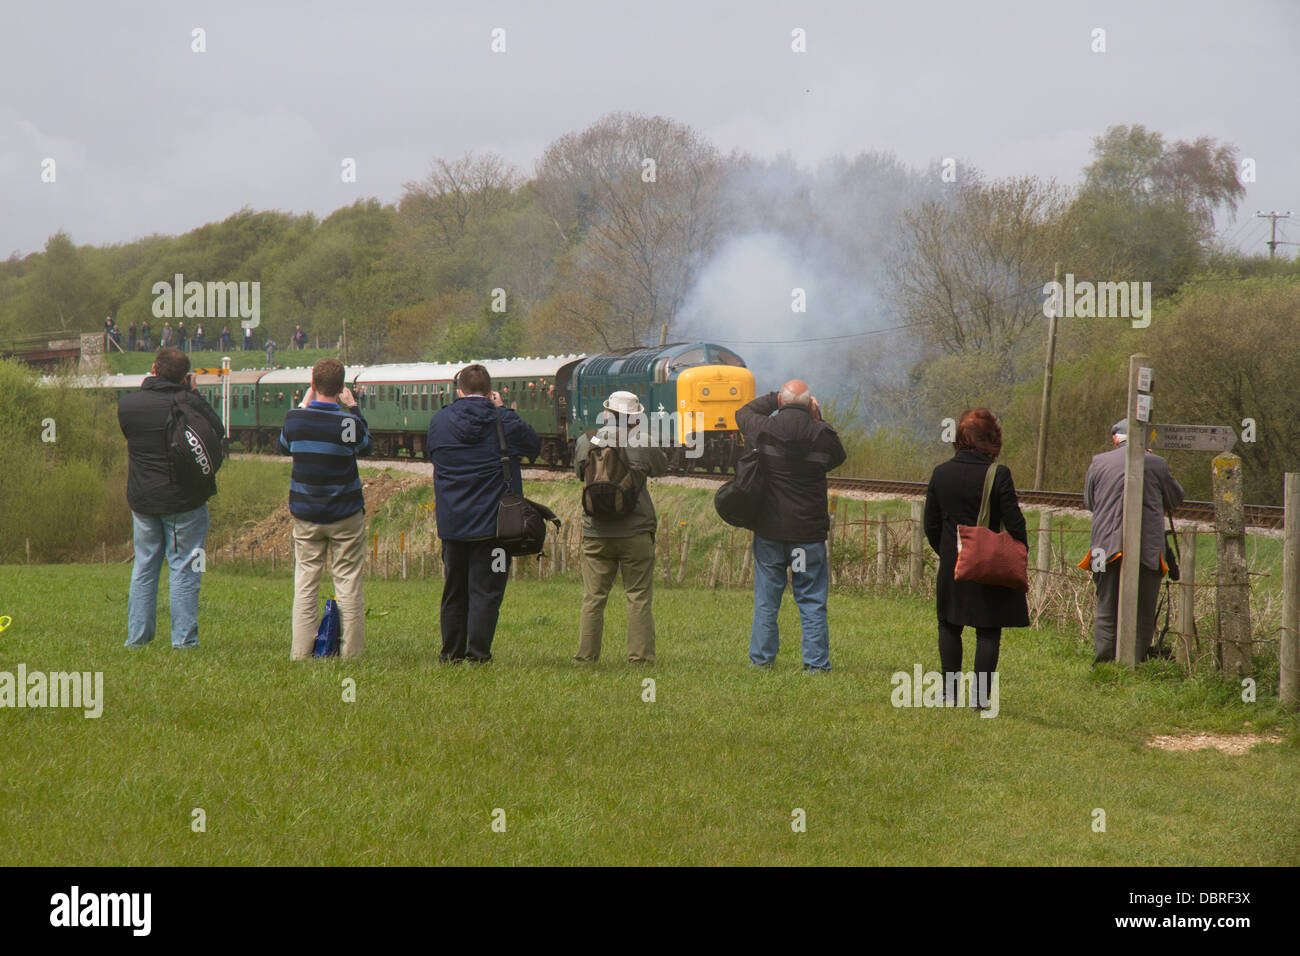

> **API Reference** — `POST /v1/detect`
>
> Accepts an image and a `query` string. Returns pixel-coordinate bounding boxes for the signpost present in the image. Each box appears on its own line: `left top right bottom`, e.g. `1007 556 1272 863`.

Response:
220 357 231 438
1116 354 1152 668
1147 424 1236 453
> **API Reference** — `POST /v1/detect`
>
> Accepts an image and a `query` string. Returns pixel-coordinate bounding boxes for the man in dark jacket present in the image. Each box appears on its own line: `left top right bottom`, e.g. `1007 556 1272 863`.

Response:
427 363 540 663
117 348 224 648
735 380 847 671
1084 418 1185 664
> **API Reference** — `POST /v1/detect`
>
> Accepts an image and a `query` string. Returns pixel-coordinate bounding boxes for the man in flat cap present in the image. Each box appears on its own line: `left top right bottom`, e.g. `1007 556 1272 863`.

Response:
1083 418 1185 664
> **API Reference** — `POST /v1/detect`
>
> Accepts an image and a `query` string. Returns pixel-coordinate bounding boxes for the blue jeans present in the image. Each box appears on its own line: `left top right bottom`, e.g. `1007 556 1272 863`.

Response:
749 535 830 670
127 504 209 648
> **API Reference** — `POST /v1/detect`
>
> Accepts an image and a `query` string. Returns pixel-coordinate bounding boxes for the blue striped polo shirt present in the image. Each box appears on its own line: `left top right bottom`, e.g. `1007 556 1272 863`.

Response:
278 401 374 523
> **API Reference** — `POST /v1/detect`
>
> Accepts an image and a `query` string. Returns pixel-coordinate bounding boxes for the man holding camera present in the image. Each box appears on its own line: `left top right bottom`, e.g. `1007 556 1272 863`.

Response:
117 348 223 648
427 364 540 664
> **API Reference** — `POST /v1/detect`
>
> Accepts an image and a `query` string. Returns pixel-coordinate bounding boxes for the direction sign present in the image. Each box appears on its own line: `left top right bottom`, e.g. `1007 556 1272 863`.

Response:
191 368 230 375
1147 424 1236 452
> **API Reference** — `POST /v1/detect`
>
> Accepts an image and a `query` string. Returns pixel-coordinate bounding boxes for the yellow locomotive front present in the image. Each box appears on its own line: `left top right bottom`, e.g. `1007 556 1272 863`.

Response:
672 363 756 470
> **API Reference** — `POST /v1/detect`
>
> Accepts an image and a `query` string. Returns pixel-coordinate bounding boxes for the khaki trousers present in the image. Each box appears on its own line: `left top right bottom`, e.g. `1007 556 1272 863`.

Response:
577 533 656 662
291 510 366 659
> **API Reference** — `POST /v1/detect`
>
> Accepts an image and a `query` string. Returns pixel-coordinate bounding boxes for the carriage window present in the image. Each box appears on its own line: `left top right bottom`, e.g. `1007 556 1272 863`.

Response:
421 394 428 411
241 392 248 409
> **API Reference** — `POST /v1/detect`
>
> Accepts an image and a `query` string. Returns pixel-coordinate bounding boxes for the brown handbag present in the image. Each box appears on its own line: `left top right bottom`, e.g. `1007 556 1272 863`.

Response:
953 463 1029 591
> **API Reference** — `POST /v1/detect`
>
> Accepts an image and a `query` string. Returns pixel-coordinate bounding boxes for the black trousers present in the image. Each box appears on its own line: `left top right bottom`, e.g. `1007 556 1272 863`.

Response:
440 538 511 662
938 620 1000 706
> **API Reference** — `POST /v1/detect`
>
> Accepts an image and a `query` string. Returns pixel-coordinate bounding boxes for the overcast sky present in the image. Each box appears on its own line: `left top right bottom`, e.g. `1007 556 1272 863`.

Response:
3 0 1297 259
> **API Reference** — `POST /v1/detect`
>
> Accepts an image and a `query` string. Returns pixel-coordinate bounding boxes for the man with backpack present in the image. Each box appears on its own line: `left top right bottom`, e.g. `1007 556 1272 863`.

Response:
573 390 668 664
278 358 373 659
117 347 225 648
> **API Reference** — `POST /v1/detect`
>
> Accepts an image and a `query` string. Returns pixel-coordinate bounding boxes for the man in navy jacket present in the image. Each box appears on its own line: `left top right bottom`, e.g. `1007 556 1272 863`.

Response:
427 363 540 663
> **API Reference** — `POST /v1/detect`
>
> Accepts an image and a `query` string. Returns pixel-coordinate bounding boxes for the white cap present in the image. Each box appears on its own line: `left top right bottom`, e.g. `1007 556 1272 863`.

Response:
603 390 644 416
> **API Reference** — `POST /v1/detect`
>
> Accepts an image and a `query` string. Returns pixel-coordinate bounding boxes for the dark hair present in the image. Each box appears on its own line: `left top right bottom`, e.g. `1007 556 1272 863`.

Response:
955 408 1002 459
312 358 345 397
456 363 491 396
153 347 190 384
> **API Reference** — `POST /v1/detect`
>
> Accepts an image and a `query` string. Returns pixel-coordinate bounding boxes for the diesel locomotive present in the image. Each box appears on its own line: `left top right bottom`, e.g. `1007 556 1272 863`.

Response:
72 342 757 471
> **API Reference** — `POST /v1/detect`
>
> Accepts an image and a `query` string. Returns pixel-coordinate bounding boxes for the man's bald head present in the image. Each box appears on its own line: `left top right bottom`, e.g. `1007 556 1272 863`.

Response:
778 380 812 408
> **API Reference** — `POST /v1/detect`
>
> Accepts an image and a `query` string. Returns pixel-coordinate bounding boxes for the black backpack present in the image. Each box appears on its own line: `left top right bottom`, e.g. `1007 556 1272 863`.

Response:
581 438 642 518
166 396 224 489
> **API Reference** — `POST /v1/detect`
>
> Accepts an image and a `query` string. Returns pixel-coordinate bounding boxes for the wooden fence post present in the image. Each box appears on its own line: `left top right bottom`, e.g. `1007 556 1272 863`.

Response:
876 515 889 587
1176 529 1197 670
1034 512 1053 610
909 502 924 591
1212 453 1251 675
677 530 690 585
1281 473 1300 709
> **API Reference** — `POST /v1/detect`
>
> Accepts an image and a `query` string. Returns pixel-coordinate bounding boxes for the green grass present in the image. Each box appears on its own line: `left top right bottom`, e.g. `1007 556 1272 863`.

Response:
106 347 340 375
0 564 1295 865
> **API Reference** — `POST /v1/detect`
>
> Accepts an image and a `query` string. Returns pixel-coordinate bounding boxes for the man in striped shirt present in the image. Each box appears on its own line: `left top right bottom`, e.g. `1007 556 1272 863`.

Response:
278 358 373 658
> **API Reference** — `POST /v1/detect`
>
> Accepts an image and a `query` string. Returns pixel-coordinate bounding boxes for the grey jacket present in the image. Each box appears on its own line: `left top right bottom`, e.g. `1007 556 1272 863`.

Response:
1084 443 1185 570
574 424 668 538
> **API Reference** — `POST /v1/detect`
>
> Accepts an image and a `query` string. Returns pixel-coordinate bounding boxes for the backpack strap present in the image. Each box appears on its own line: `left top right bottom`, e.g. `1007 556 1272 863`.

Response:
493 406 513 491
976 463 1002 531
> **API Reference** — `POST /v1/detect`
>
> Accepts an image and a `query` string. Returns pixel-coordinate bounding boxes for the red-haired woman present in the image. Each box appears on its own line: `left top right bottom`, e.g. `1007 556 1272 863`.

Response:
922 408 1029 709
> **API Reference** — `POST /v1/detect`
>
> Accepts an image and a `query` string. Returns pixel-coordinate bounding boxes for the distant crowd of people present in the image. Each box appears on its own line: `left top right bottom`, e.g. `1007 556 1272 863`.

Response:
103 316 311 356
117 351 1184 697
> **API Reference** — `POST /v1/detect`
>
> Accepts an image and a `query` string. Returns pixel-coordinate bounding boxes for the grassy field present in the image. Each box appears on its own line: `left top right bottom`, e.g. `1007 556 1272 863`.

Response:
0 563 1295 866
106 347 339 375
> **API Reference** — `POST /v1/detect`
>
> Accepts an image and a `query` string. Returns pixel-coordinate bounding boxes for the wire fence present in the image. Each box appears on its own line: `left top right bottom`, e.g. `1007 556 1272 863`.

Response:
205 496 1286 676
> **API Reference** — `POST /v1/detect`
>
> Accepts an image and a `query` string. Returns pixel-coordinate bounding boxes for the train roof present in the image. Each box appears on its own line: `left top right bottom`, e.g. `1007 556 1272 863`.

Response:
50 373 148 389
574 343 745 376
258 365 366 385
355 355 583 384
193 369 266 385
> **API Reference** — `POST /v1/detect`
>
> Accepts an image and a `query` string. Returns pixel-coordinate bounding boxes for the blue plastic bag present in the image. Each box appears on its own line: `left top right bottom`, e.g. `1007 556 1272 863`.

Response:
312 599 341 657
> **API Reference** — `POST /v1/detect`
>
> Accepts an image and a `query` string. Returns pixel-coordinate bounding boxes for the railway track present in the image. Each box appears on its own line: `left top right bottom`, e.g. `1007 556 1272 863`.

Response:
527 464 1286 531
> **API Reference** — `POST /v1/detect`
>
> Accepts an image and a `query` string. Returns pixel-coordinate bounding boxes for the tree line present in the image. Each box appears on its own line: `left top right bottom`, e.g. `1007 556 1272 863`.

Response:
2 115 1296 501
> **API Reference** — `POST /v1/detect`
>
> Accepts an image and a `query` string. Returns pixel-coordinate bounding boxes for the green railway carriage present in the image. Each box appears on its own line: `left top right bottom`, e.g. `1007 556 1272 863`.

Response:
353 363 459 457
352 356 583 461
254 365 366 438
193 370 266 445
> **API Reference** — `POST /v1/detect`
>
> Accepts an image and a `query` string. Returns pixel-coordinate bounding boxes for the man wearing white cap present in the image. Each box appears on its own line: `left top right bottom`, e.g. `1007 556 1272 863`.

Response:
1083 417 1185 664
572 390 668 663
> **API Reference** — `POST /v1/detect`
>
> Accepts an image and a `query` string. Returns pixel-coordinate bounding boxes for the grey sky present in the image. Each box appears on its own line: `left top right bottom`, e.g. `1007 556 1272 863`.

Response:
3 0 1297 258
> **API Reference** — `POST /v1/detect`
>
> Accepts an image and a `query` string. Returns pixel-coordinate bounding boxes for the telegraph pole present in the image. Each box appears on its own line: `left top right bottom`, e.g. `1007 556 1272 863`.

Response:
1033 261 1062 490
1255 210 1292 258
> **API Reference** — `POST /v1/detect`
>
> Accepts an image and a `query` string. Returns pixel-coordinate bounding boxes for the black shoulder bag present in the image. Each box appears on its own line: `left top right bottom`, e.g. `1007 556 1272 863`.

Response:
493 407 559 556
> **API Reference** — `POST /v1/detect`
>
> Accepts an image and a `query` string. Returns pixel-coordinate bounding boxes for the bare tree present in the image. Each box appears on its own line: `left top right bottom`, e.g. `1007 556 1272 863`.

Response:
891 175 1072 381
535 113 727 348
400 152 520 252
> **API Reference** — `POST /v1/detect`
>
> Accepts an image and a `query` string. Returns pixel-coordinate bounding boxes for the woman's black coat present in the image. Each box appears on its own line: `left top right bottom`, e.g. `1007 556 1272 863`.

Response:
923 449 1030 629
